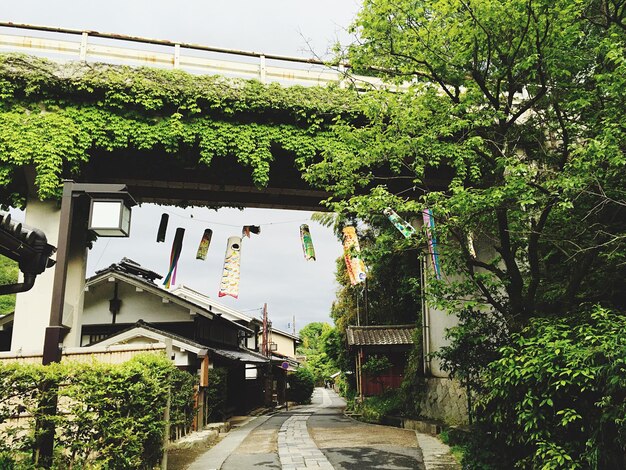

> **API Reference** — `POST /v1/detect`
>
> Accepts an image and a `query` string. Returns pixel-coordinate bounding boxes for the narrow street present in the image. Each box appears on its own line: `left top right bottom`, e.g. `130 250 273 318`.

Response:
187 388 458 470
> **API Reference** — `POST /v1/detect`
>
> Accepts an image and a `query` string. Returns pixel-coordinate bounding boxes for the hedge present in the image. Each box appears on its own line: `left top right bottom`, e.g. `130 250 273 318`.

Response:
0 353 195 469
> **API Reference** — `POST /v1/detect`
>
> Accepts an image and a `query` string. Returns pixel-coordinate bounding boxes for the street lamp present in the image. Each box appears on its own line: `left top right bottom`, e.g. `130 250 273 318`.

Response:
38 180 136 467
43 180 136 365
88 198 132 237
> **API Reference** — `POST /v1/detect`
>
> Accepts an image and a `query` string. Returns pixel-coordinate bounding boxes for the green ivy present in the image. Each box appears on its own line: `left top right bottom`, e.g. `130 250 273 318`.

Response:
0 53 360 204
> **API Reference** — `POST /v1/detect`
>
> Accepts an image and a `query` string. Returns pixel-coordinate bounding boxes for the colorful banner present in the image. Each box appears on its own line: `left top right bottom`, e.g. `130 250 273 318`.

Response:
156 213 169 243
196 228 213 260
422 209 442 280
300 224 316 261
163 227 184 288
383 208 416 239
242 225 261 238
342 226 367 285
219 236 242 298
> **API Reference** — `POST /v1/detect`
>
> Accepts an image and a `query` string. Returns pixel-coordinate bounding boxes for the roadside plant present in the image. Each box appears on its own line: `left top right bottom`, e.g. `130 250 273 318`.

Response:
0 353 195 469
476 306 626 469
288 368 315 404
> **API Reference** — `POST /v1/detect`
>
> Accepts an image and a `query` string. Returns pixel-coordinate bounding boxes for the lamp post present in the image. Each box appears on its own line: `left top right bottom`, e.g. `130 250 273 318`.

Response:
42 180 136 365
39 180 136 466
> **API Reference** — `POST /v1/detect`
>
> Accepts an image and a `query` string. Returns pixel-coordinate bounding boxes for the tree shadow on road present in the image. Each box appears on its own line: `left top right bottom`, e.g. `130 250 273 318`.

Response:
324 447 425 470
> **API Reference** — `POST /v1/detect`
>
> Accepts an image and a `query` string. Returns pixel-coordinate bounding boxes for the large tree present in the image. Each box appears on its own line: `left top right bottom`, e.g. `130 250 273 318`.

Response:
304 0 626 330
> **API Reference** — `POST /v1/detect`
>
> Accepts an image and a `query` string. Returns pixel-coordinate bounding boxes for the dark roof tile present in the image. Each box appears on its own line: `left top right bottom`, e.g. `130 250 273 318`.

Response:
346 325 417 346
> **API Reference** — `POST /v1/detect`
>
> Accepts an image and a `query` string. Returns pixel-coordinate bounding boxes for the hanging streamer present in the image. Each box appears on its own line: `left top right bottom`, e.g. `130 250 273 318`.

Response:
196 229 213 260
300 224 316 261
383 208 417 239
342 226 367 285
163 228 185 288
242 225 261 238
219 236 242 298
156 213 169 243
422 209 442 280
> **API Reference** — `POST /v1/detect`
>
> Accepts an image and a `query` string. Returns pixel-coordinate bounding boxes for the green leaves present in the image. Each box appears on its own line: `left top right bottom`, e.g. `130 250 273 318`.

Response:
478 306 626 468
0 53 358 202
0 353 195 469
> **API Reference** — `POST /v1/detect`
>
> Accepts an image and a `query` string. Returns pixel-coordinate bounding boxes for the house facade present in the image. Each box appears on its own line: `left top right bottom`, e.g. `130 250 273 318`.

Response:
81 258 271 416
346 324 417 398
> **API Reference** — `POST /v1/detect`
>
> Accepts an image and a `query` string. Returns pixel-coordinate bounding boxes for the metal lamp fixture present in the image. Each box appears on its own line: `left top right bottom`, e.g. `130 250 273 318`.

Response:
88 198 132 237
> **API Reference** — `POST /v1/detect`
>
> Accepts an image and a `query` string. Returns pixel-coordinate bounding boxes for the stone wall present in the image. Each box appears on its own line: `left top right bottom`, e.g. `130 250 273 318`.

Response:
418 377 468 425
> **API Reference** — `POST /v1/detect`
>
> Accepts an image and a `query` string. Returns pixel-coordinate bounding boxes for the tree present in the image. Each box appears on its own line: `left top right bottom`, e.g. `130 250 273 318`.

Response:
303 0 626 333
297 322 337 385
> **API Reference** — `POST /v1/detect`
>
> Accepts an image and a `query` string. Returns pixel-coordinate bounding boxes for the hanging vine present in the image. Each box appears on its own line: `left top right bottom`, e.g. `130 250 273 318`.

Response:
0 53 361 205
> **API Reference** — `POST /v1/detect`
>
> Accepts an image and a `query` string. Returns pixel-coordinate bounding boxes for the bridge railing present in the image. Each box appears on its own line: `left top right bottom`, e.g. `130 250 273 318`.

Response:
0 22 386 89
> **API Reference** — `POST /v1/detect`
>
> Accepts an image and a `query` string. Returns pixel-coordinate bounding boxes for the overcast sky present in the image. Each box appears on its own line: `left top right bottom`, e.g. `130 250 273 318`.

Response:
3 1 363 332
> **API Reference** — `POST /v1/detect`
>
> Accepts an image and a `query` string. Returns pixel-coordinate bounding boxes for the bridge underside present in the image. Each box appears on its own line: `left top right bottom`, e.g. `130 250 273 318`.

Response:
79 149 330 211
62 148 434 212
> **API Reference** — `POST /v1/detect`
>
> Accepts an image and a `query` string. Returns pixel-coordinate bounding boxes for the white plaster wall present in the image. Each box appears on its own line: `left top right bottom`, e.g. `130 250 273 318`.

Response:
266 332 296 359
82 280 193 326
12 199 87 354
12 200 60 354
424 230 500 378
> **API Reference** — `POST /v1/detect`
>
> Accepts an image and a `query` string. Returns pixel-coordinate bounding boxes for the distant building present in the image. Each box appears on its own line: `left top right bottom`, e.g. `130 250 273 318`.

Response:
81 258 270 416
346 324 417 398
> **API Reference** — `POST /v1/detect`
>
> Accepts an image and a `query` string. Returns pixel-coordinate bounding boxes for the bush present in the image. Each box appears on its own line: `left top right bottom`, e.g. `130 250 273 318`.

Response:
204 367 228 422
288 368 315 404
0 353 195 469
354 389 404 423
475 306 626 469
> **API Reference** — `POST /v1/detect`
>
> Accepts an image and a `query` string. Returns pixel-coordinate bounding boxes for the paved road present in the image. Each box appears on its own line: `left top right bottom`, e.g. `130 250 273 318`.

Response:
188 388 456 470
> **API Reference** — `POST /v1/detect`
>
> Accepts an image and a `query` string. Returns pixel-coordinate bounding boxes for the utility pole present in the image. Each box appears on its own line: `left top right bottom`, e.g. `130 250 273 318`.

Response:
292 315 296 336
262 303 268 357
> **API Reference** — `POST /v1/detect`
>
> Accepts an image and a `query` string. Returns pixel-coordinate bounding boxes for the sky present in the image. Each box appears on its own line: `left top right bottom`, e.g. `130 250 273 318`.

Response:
2 0 363 332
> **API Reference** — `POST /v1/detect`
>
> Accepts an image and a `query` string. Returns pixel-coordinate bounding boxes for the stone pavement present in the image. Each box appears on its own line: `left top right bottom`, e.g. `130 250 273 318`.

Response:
185 387 459 469
186 414 273 470
277 388 334 469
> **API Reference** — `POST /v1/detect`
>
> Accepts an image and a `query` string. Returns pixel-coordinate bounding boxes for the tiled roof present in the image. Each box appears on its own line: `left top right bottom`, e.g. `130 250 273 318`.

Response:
346 325 417 346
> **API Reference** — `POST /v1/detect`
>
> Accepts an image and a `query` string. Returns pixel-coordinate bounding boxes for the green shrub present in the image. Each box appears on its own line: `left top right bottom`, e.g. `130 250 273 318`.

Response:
288 368 315 404
169 368 197 436
353 389 404 423
476 306 626 469
0 353 195 469
204 367 228 422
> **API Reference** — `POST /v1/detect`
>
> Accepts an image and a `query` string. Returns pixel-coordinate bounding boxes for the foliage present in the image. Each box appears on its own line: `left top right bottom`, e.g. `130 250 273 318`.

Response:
297 322 339 385
287 368 315 404
330 221 421 328
204 367 228 422
474 306 626 469
298 322 332 353
169 368 197 435
306 0 626 333
326 219 422 403
353 389 405 424
398 328 425 418
0 353 195 469
0 255 17 314
361 354 391 374
0 53 360 205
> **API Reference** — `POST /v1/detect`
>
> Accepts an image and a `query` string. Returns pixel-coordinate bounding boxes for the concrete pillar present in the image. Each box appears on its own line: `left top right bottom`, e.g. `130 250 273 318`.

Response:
417 216 460 378
11 198 88 354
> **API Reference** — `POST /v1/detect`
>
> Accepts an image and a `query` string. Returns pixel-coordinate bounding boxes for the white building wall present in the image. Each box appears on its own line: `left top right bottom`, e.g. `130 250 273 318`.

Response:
82 280 193 327
12 199 88 354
